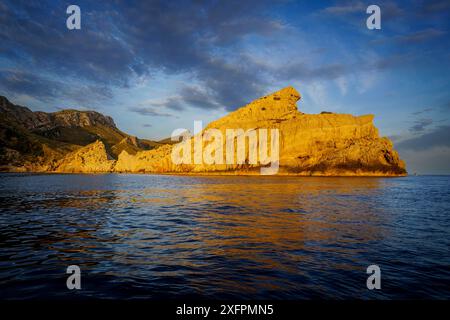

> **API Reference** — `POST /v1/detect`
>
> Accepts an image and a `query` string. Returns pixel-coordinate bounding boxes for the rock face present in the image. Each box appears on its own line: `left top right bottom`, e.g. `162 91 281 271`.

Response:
0 95 162 171
54 140 115 173
0 96 116 131
115 87 406 176
115 144 173 173
0 87 407 176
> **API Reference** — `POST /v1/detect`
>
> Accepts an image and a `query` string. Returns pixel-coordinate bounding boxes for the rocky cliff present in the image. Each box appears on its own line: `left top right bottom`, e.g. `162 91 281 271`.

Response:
115 87 406 175
0 87 407 176
0 96 161 171
0 96 116 131
53 140 115 173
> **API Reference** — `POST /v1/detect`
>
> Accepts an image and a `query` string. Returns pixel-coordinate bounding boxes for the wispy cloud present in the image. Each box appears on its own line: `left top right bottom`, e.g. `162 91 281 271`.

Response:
396 29 446 44
399 125 450 150
128 106 176 118
420 0 450 14
322 1 404 20
322 2 366 15
0 70 112 107
409 118 434 133
412 107 434 116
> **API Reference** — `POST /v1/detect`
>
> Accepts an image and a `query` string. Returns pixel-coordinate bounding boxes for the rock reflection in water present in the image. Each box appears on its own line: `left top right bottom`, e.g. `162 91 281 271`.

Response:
0 174 449 299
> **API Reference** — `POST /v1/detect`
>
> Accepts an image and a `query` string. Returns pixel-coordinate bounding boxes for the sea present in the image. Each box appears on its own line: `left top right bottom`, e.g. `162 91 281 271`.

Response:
0 173 449 299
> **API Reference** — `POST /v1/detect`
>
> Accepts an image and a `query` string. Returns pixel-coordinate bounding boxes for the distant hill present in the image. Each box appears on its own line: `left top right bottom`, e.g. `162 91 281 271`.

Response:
0 96 164 171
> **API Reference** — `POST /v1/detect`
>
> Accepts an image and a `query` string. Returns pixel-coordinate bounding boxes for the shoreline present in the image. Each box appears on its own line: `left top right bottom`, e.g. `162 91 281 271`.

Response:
0 168 408 177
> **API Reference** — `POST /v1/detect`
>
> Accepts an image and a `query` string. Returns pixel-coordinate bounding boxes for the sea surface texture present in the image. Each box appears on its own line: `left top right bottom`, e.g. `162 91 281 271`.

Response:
0 174 449 299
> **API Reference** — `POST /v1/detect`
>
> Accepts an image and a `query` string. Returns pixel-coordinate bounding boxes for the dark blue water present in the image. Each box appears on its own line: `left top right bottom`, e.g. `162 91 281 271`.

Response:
0 174 449 299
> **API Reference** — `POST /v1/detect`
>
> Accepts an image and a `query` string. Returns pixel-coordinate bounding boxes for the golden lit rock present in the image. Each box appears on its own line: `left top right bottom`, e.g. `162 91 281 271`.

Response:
114 87 406 176
54 140 115 173
1 87 406 175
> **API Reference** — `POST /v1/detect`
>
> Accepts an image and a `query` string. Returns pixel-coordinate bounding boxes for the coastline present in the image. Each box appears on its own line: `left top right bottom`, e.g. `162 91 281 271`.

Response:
0 167 408 177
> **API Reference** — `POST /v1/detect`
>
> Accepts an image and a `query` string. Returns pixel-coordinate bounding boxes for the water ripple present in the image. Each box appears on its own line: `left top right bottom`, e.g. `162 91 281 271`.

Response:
0 174 449 299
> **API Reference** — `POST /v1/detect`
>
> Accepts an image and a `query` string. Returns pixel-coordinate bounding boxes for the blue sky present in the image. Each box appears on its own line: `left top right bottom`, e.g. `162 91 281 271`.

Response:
0 0 449 174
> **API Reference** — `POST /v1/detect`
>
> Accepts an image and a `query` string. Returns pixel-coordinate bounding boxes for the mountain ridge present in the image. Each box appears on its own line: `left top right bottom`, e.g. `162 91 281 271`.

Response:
0 95 162 170
0 87 407 175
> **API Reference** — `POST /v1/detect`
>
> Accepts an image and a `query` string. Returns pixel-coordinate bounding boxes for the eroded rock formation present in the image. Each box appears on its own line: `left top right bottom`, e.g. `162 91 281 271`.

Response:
0 87 407 176
115 87 406 176
0 95 161 171
53 140 115 173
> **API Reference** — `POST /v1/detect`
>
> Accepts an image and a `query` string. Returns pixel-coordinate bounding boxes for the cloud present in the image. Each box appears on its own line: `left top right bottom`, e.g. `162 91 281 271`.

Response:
388 134 402 143
304 82 328 107
0 1 138 86
1 0 449 117
142 124 152 128
396 29 446 44
275 53 413 88
137 86 222 112
443 101 450 111
398 125 450 150
321 1 402 21
111 0 284 111
409 118 434 133
0 70 62 100
277 62 348 81
371 27 446 46
128 106 176 118
412 107 434 116
370 53 413 70
420 0 450 14
142 97 184 112
400 146 450 175
380 1 405 19
0 70 112 106
178 86 221 110
335 77 348 95
1 0 284 111
322 2 366 15
195 56 270 110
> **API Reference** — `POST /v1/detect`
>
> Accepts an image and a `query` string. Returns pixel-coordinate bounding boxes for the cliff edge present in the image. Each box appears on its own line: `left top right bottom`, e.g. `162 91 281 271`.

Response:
0 87 406 176
115 87 406 176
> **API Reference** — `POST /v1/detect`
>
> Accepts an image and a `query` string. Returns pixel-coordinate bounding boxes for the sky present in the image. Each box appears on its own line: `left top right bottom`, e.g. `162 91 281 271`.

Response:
0 0 449 174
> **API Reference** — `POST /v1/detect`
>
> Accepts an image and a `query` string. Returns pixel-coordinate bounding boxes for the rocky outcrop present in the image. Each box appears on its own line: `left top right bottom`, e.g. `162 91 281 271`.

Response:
0 96 116 131
114 87 406 176
53 140 115 173
0 87 407 176
0 96 161 170
115 144 173 173
49 109 116 130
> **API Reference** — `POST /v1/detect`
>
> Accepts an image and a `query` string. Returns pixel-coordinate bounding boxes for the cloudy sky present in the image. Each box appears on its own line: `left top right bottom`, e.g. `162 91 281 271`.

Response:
0 0 449 174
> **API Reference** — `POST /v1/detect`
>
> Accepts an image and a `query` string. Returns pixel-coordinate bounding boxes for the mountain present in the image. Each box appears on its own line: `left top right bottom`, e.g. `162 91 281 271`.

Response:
0 87 407 175
0 96 162 171
115 86 406 175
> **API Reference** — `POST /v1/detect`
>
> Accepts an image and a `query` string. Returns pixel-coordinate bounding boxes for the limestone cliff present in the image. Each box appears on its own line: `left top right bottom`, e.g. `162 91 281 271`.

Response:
115 87 406 176
1 87 406 176
53 140 115 173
